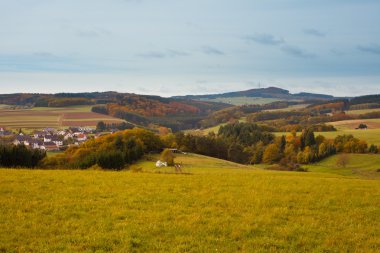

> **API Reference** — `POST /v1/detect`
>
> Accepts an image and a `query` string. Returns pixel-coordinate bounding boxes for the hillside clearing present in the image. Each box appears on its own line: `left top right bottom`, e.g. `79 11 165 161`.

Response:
328 118 380 130
346 108 380 115
305 154 380 179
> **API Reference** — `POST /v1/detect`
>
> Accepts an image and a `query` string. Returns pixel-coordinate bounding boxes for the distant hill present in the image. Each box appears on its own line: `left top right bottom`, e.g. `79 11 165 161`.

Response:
174 87 336 101
0 92 231 131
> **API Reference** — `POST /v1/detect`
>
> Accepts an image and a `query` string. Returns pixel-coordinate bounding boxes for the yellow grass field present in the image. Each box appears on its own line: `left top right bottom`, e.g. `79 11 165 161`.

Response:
305 154 380 179
1 154 380 252
0 106 125 130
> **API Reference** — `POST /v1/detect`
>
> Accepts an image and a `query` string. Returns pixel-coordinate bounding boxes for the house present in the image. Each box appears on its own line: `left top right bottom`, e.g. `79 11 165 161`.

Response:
43 141 59 151
30 140 44 149
33 131 46 139
13 135 32 146
44 128 55 133
51 135 64 146
64 133 74 140
79 127 95 133
76 133 87 142
44 135 52 142
69 127 80 133
57 130 67 136
0 127 12 136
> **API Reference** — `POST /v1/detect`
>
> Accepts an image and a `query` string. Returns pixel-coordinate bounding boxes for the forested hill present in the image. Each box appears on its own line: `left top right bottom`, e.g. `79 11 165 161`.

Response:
0 92 230 111
174 87 336 100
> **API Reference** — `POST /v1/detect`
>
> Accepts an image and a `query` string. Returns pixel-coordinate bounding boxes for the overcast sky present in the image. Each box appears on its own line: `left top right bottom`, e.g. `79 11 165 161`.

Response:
0 0 379 96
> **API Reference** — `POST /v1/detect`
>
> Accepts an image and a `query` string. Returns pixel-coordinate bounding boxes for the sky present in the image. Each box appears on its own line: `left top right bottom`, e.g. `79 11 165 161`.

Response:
0 0 379 97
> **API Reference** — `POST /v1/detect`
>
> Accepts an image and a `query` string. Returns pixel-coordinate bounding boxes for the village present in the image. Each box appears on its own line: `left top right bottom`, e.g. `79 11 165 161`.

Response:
0 126 96 151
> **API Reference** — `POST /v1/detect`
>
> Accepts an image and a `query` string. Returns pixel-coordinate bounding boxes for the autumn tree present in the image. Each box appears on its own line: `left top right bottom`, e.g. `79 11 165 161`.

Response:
263 144 281 164
336 153 350 168
160 149 175 166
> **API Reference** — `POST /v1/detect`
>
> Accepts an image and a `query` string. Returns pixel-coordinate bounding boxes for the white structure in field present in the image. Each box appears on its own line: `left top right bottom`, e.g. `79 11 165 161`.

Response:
155 160 167 167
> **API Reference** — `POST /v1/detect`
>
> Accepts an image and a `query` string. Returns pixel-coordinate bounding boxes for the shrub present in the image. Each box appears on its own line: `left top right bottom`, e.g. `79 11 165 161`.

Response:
336 154 350 168
160 149 175 166
97 151 125 170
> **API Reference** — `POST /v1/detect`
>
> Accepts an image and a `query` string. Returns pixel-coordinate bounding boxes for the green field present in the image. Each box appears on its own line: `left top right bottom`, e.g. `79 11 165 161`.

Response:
305 154 380 179
1 154 380 252
320 118 380 146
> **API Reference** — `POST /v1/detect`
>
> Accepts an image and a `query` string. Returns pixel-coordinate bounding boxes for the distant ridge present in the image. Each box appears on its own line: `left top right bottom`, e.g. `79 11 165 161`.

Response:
173 87 336 100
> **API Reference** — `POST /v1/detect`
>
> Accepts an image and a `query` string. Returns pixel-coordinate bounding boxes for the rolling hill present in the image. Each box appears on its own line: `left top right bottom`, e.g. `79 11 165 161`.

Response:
174 87 337 105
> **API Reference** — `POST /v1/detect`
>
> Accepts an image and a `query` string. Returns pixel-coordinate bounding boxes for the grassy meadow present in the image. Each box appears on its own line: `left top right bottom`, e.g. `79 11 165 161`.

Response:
1 154 380 252
314 118 380 146
0 105 124 130
304 154 380 179
346 108 380 115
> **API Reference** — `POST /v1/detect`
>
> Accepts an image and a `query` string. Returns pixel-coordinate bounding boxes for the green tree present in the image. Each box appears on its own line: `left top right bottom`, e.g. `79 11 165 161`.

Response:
96 121 106 132
228 143 249 164
301 129 316 149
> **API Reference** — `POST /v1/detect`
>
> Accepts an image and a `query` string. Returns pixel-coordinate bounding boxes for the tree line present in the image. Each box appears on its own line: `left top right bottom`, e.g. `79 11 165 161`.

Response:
41 128 163 170
0 144 46 168
163 123 378 170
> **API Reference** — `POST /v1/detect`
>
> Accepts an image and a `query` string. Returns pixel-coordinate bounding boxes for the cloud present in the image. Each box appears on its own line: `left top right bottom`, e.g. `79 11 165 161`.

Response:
244 33 284 46
202 46 224 55
304 28 325 37
76 28 111 38
137 51 166 59
137 50 190 59
330 49 345 56
33 52 57 58
281 46 315 58
167 50 190 57
357 44 380 55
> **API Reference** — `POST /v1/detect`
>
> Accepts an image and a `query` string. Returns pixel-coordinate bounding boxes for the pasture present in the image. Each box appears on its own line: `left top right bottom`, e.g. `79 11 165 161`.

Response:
1 154 380 252
346 108 380 115
318 118 380 146
305 154 380 179
0 106 125 130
